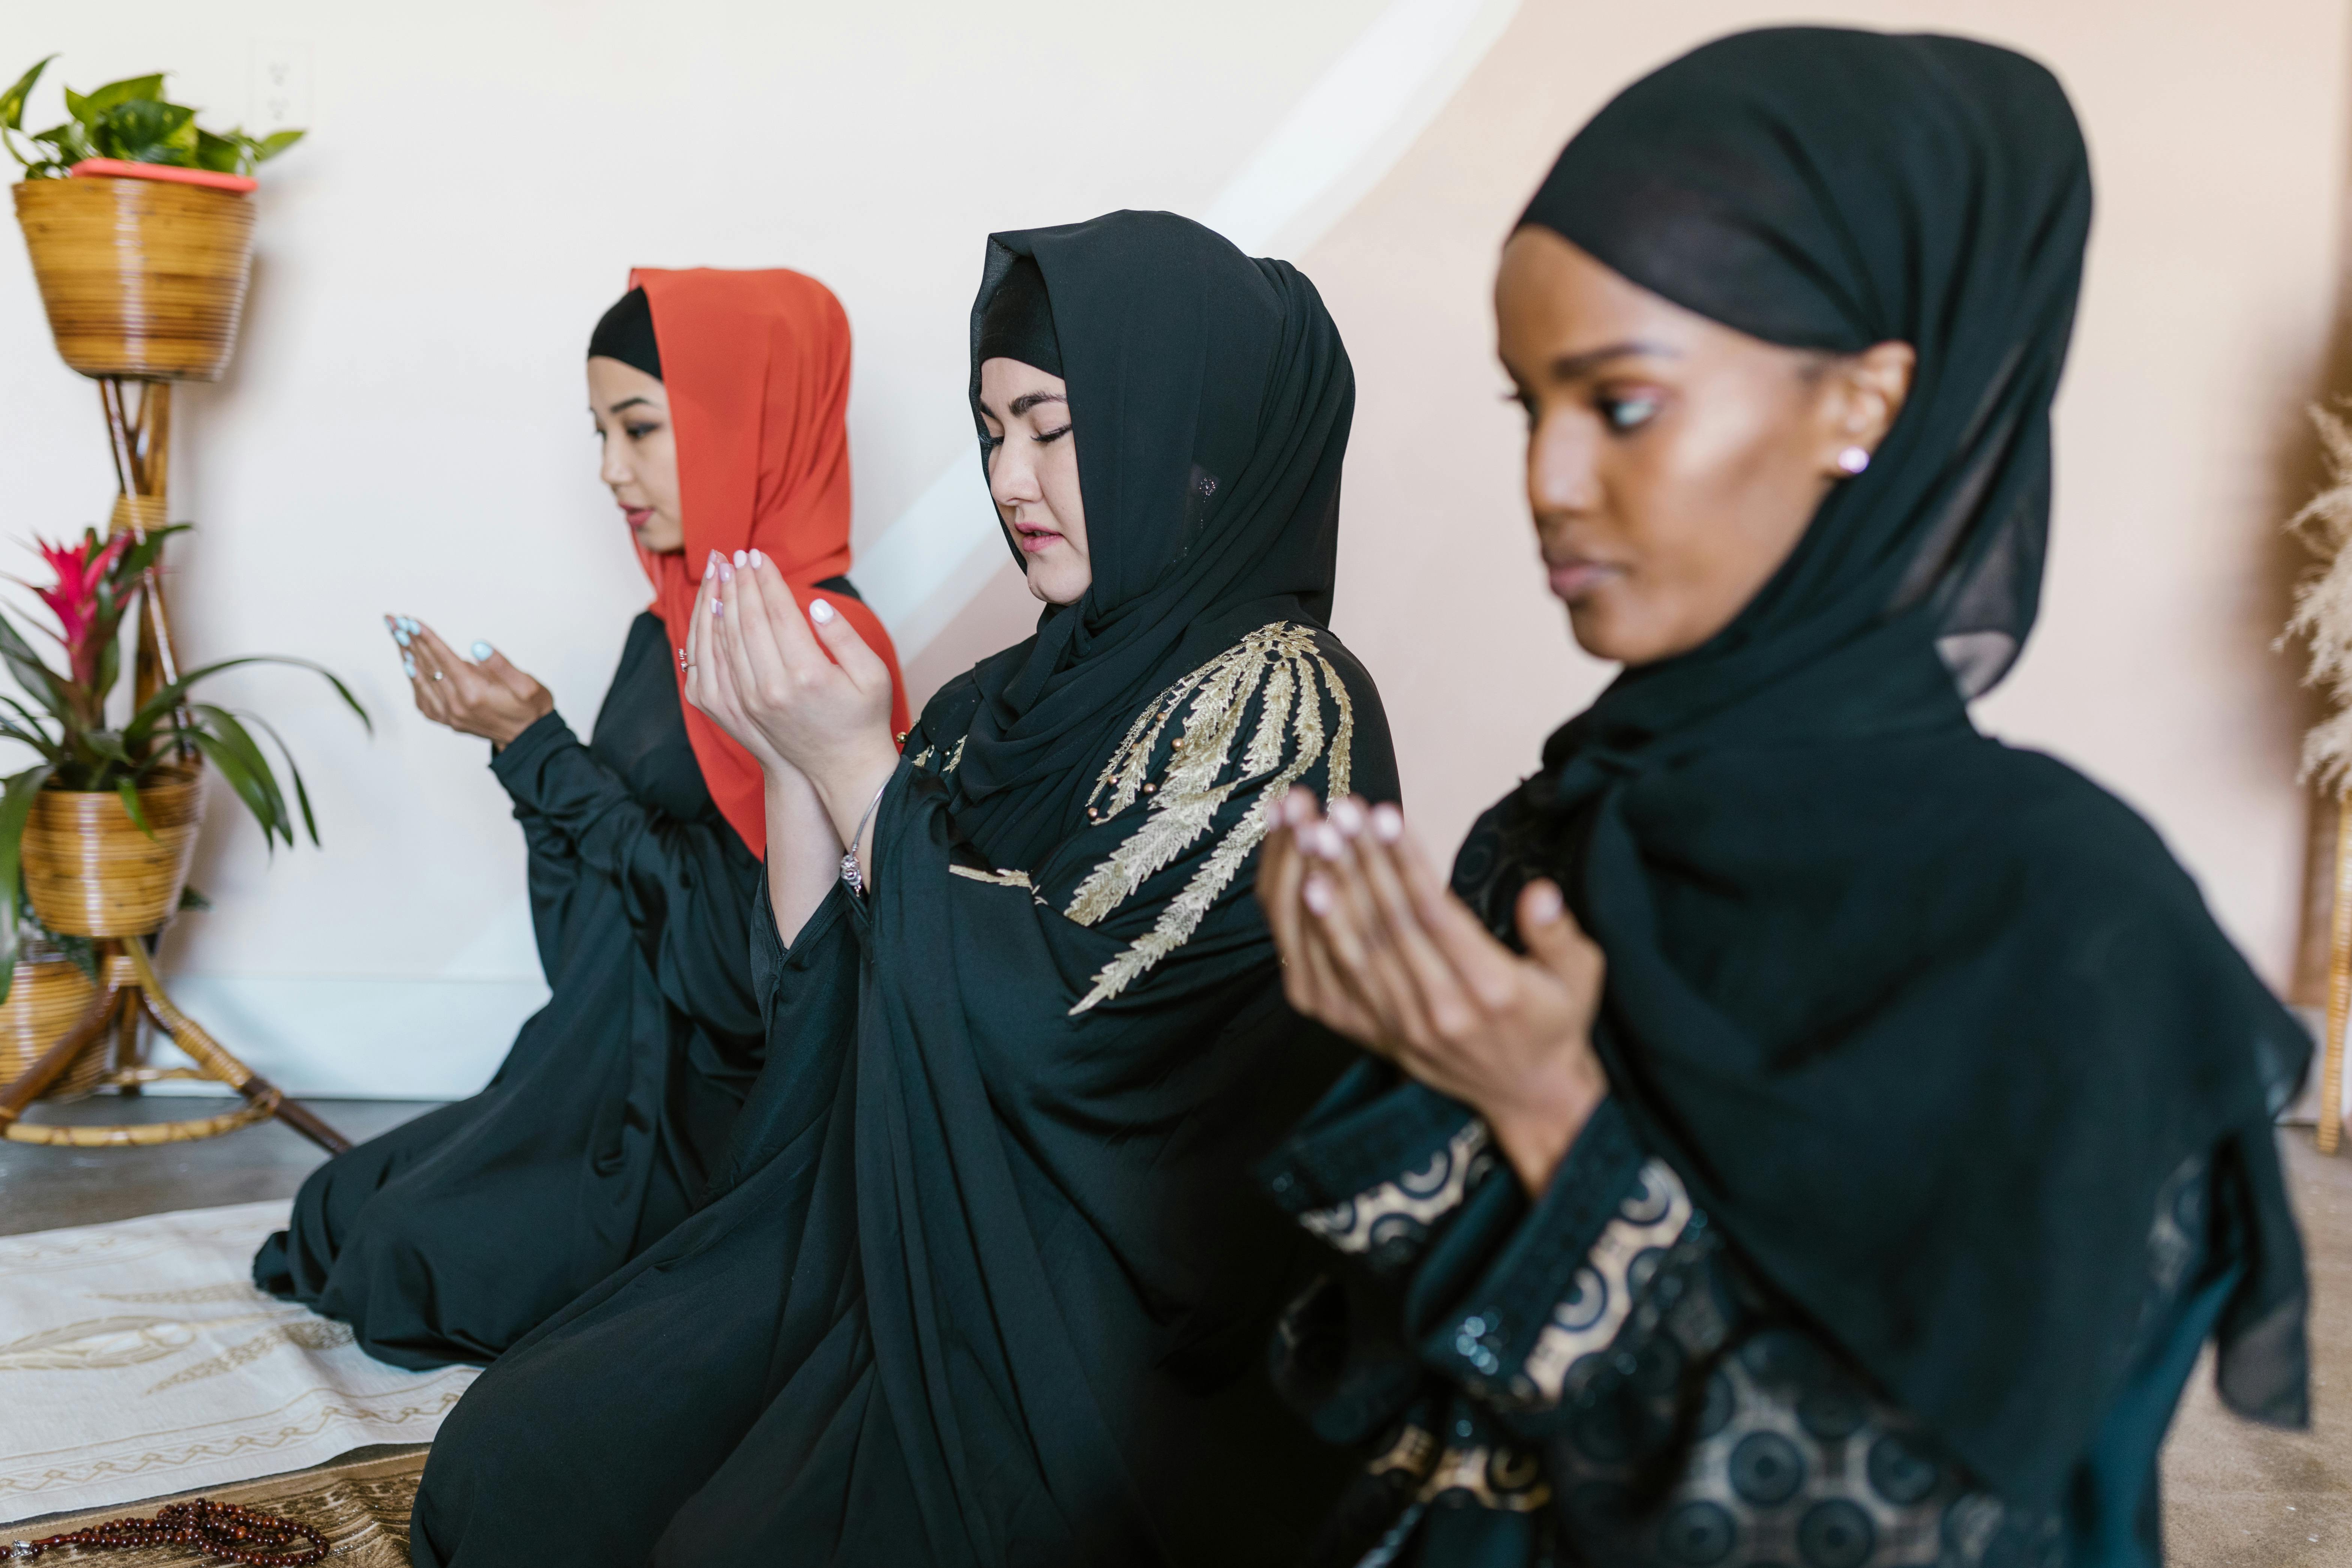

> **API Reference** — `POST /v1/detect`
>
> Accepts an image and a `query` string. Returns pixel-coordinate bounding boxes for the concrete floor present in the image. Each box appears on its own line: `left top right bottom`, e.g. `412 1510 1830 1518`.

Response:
0 1095 437 1237
0 1098 2342 1561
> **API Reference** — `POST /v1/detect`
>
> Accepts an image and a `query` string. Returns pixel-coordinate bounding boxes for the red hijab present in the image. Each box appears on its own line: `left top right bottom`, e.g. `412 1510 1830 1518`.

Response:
626 267 909 859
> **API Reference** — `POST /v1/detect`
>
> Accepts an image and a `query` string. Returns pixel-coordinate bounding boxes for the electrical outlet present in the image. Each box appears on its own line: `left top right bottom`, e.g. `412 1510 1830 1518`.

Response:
248 41 314 137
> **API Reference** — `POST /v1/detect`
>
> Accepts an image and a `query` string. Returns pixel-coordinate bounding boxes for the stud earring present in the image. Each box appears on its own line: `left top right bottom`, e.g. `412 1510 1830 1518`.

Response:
1836 446 1871 475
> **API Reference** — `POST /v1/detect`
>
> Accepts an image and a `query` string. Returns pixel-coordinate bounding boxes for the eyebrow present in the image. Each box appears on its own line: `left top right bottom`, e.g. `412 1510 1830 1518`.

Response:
1008 391 1067 417
1546 339 1680 380
603 396 656 416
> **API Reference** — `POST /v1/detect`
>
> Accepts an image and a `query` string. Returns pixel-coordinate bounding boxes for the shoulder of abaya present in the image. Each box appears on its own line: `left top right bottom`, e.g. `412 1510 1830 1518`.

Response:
1059 618 1384 1013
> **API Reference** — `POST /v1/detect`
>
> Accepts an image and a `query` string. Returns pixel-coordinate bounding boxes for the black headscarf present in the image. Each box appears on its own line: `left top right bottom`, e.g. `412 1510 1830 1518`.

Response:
975 254 1062 377
1457 27 2309 1511
588 286 662 380
952 211 1353 864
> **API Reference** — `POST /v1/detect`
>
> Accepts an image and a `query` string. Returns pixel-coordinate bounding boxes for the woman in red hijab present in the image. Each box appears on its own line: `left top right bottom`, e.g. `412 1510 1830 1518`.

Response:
252 269 906 1370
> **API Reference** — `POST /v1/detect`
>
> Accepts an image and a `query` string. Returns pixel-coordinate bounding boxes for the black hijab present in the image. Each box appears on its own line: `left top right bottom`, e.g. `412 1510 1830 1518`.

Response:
588 286 662 380
952 211 1353 864
1458 27 2309 1511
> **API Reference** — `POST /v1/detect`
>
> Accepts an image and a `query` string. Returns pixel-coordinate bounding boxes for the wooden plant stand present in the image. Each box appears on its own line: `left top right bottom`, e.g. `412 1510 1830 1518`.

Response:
0 381 348 1154
2 174 347 1152
0 939 347 1150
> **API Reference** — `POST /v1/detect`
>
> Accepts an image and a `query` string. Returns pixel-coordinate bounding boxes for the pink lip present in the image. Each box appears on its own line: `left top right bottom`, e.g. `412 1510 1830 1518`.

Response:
623 507 653 530
1015 525 1061 554
1546 560 1621 602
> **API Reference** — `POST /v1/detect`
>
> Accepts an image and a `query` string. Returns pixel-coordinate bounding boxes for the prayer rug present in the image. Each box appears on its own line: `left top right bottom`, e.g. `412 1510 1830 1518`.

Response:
4 1445 427 1566
0 1202 474 1523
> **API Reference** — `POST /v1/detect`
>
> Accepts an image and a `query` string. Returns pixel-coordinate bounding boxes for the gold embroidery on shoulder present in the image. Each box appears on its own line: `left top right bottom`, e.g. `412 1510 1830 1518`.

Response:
949 865 1034 890
909 744 935 769
943 735 967 775
1065 622 1354 1013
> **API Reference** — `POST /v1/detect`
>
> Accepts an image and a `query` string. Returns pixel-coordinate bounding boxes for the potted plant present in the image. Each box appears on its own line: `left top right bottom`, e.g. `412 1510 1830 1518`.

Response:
1 57 305 381
0 526 366 998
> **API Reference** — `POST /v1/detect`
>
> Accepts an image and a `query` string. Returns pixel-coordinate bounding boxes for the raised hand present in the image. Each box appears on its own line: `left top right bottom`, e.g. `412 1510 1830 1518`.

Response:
390 616 553 748
695 549 901 882
1258 788 1610 1193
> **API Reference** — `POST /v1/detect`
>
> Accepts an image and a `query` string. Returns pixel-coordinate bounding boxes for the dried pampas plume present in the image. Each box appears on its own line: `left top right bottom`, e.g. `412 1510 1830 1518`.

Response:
2284 400 2352 792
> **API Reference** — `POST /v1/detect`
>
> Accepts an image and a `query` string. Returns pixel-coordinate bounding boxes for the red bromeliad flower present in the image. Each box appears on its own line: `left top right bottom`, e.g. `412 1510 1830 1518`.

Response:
34 530 129 689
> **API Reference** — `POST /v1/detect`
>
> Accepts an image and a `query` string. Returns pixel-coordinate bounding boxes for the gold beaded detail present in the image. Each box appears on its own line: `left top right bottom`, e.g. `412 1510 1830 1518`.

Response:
1063 622 1353 1013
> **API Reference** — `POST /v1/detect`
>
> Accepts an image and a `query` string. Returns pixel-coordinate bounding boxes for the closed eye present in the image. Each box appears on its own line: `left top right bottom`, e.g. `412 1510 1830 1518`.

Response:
1033 424 1072 445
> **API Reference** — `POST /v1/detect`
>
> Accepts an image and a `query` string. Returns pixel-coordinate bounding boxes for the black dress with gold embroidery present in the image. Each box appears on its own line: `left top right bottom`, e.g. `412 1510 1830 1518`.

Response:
409 610 1397 1567
412 210 1400 1566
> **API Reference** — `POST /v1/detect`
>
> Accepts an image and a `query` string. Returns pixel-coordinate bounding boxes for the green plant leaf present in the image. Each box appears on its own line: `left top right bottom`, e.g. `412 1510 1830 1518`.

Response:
178 884 210 912
254 128 304 160
124 655 373 749
113 523 189 581
0 762 57 1001
98 97 195 166
83 74 166 115
115 777 153 838
0 55 54 132
236 709 321 846
191 704 289 844
93 629 121 708
189 729 283 853
0 609 75 727
193 127 240 173
30 122 93 165
0 694 60 759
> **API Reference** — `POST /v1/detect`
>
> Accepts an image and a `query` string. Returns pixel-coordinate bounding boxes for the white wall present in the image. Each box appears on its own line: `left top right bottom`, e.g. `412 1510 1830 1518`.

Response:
6 2 2343 1101
0 0 1513 1095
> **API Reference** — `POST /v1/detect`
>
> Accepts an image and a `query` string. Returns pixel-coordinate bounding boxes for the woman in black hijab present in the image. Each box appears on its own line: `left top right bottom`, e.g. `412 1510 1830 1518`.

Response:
407 210 1396 1568
1255 28 2309 1568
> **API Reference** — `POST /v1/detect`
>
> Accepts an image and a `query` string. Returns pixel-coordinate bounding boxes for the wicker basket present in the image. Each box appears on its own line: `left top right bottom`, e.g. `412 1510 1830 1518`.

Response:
12 175 254 380
22 767 205 938
0 956 105 1101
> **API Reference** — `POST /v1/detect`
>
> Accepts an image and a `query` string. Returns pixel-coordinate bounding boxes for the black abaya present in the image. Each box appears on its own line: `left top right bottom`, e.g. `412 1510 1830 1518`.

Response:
1259 27 2309 1567
409 212 1397 1567
252 611 766 1368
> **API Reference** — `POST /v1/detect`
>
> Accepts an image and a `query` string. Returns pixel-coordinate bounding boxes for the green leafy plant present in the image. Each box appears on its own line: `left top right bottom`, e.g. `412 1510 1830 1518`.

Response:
0 527 367 993
1 56 303 180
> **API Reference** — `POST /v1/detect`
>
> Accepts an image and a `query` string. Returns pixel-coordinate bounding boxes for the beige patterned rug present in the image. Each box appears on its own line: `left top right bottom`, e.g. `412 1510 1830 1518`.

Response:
5 1445 427 1566
0 1202 475 1524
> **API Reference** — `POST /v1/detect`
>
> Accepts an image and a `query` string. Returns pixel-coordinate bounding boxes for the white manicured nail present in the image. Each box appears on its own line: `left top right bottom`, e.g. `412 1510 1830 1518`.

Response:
809 598 836 624
733 550 748 568
1370 804 1403 843
1303 876 1334 915
470 641 493 662
748 549 764 568
1328 798 1365 835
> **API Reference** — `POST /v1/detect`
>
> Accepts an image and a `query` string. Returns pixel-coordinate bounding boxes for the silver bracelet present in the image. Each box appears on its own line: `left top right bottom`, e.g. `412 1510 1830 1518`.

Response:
839 779 890 895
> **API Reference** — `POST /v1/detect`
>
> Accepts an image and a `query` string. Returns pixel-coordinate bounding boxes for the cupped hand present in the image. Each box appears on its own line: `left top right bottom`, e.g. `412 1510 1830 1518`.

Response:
692 549 900 851
1258 789 1610 1193
680 566 794 779
390 616 553 747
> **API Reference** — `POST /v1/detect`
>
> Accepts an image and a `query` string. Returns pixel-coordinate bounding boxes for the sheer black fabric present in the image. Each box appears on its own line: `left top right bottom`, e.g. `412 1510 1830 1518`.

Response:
252 612 764 1367
1270 21 2309 1539
408 211 1398 1566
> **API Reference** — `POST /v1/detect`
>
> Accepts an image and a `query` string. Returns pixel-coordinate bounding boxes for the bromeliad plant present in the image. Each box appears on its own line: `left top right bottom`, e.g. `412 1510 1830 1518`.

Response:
0 56 303 180
0 527 368 984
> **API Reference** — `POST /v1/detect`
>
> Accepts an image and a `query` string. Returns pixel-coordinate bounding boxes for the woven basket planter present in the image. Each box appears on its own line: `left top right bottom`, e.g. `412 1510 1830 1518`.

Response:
12 174 254 380
0 956 104 1101
22 767 205 938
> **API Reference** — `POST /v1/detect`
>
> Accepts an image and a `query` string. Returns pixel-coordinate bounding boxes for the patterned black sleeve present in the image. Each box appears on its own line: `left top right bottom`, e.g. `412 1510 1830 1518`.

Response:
1260 1060 1502 1279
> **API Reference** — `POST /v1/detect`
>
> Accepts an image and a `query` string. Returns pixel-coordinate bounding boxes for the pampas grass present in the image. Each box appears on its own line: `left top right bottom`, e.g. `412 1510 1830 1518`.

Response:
2284 401 2352 791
